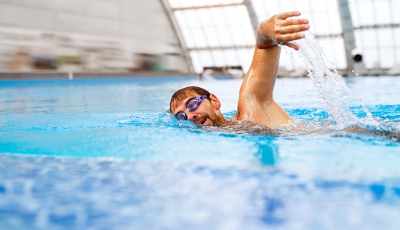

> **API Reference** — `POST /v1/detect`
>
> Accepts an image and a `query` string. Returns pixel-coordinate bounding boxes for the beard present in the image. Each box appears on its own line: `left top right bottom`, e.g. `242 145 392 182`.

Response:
194 114 210 126
195 111 227 127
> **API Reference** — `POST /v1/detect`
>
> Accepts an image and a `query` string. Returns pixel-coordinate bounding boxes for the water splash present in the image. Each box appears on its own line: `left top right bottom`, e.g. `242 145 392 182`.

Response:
290 31 377 129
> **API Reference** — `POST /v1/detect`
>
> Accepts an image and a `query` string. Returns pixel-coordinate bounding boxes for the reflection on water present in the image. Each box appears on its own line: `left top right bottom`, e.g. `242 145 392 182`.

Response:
255 139 277 165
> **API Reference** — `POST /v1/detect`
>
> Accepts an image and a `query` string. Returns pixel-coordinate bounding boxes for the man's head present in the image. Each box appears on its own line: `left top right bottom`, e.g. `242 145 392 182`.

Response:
169 86 228 126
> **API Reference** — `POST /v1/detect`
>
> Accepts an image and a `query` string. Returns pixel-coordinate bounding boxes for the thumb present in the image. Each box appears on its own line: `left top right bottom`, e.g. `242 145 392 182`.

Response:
282 42 300 50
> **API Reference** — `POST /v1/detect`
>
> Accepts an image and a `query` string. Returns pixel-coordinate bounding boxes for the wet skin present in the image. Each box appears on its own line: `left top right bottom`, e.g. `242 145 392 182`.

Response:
171 93 228 126
172 11 310 129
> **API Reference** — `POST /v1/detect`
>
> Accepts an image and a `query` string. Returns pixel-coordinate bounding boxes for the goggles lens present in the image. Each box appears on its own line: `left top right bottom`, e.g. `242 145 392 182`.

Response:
175 112 187 120
187 98 201 111
174 95 207 120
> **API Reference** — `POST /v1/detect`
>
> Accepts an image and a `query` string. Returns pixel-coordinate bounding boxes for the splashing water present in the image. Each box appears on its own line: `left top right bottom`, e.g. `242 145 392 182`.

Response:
288 31 378 130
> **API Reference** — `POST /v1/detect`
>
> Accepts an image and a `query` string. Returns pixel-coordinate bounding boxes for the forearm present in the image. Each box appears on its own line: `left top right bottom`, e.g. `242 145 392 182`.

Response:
242 11 310 100
239 45 281 101
236 11 309 127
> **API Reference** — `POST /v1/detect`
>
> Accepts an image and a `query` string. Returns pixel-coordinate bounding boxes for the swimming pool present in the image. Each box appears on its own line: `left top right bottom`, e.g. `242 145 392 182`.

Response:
1 76 400 229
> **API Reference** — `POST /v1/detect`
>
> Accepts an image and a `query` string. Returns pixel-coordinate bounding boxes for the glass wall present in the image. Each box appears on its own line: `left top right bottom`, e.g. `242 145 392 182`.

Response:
169 0 253 73
349 0 400 69
168 0 400 74
252 0 345 70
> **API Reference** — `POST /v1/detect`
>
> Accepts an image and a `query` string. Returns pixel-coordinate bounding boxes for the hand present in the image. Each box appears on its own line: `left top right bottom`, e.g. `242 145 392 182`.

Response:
257 11 310 50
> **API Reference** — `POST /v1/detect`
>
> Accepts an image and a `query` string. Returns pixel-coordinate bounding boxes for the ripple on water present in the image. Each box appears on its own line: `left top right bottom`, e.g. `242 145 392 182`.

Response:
1 154 400 230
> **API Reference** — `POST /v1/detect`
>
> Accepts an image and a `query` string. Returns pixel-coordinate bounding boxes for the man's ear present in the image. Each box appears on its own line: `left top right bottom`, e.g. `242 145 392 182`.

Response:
209 94 221 110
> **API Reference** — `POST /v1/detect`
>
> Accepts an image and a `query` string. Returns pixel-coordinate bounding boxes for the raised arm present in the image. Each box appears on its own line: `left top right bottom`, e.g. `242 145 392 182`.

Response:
235 11 309 128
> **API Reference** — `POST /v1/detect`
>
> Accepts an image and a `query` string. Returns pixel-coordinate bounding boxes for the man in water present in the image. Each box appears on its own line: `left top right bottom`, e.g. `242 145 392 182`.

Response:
170 11 310 129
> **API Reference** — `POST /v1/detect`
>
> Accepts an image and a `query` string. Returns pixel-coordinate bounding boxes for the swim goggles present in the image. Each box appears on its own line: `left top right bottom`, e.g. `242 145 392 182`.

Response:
175 95 207 120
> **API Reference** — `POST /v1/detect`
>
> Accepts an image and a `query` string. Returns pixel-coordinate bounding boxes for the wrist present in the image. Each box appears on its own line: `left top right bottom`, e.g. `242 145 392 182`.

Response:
257 34 276 48
256 21 277 48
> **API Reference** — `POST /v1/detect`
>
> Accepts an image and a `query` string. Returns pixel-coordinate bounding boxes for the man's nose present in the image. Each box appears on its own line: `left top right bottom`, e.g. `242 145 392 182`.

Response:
186 112 197 121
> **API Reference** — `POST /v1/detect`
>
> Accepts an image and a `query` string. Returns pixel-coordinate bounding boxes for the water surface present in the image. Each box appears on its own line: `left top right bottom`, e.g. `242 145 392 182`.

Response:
0 76 400 230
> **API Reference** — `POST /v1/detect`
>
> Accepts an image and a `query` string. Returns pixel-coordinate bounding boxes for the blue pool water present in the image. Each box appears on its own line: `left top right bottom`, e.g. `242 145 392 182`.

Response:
1 76 400 230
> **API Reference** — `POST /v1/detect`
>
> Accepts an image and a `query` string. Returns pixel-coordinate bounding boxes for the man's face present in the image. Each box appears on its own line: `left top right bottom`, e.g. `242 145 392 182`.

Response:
171 93 227 126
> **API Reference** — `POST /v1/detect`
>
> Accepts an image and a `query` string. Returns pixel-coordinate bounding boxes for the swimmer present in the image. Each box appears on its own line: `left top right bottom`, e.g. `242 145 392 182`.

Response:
170 11 310 129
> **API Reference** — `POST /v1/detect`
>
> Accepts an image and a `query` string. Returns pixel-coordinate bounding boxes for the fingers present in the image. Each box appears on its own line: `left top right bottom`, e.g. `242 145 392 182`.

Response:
281 18 309 26
276 11 301 20
278 33 305 43
274 13 309 44
276 24 309 34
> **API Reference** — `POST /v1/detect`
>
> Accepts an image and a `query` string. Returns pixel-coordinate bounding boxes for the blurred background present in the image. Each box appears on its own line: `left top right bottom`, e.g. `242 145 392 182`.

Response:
0 0 399 78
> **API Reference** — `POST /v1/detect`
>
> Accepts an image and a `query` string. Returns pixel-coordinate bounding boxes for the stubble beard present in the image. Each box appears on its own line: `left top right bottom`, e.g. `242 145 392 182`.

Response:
208 110 228 126
195 109 228 127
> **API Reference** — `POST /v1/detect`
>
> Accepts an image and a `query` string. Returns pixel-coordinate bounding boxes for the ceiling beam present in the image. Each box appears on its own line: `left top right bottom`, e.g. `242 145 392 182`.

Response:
159 0 194 73
243 0 259 35
171 3 243 11
188 45 254 51
354 23 400 29
337 0 356 71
